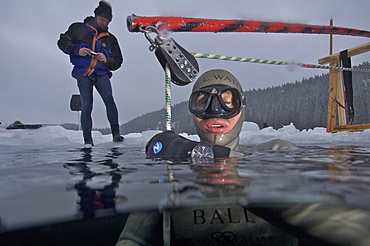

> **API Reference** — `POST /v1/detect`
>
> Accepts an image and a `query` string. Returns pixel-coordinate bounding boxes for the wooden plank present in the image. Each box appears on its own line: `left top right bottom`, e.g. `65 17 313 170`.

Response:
326 58 339 133
318 42 370 65
323 41 370 133
330 19 333 55
333 123 370 132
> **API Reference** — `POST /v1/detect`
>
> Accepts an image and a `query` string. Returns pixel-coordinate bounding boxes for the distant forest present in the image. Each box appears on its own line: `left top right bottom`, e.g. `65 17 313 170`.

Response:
63 62 370 135
248 61 370 129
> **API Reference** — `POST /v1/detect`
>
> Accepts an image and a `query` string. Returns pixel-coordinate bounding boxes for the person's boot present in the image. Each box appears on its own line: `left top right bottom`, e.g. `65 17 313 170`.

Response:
83 132 94 146
84 139 94 146
113 134 124 142
111 124 124 142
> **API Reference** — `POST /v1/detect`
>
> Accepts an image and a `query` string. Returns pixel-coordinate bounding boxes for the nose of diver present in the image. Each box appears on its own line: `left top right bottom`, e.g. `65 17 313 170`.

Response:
210 96 222 113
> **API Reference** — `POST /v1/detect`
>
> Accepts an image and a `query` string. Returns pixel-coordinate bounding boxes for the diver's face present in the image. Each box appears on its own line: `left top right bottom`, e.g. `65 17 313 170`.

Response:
193 112 241 135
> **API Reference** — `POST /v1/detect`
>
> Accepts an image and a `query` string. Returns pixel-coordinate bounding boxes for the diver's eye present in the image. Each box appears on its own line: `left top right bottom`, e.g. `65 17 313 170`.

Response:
221 90 236 109
195 93 209 111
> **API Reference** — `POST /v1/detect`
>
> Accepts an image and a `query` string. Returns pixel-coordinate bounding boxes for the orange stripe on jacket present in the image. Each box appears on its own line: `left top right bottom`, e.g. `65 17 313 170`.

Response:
84 24 109 76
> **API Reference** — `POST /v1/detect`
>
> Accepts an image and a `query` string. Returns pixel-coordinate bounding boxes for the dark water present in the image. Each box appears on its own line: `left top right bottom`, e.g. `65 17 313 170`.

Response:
0 145 370 245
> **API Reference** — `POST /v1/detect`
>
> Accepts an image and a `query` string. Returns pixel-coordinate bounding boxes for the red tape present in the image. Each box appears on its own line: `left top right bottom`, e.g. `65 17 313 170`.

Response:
127 14 370 38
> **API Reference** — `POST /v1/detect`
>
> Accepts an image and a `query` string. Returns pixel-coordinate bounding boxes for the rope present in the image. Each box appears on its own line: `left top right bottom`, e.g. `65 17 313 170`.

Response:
191 52 370 72
165 64 172 131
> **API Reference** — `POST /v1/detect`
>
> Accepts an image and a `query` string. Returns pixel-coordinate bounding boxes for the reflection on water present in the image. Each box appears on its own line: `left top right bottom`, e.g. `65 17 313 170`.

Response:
64 148 127 219
193 161 251 198
0 145 370 245
152 146 370 211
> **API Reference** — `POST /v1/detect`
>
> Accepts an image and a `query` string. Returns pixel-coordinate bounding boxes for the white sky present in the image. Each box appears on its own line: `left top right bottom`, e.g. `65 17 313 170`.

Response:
1 0 369 128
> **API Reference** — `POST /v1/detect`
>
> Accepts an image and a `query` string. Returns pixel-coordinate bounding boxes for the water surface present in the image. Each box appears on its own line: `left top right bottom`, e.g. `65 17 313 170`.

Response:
1 144 370 245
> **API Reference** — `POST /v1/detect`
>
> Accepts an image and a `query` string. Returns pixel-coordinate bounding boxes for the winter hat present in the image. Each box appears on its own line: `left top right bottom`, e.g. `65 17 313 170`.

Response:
94 1 112 21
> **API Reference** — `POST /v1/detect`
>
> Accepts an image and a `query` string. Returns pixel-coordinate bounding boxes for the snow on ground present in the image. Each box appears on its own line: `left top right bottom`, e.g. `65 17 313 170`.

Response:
0 122 370 148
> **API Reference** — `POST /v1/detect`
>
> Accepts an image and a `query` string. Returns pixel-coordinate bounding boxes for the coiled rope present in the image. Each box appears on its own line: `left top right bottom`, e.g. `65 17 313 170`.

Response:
191 52 370 72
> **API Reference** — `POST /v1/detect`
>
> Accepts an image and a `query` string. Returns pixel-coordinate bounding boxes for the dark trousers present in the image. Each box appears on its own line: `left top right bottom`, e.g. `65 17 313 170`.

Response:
76 75 120 142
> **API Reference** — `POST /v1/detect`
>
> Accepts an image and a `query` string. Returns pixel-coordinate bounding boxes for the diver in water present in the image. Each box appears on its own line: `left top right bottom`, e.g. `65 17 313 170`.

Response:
115 69 299 246
145 68 297 161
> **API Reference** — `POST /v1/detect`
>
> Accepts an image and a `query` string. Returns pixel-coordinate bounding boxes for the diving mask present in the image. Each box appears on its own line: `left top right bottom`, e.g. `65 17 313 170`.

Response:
189 85 244 119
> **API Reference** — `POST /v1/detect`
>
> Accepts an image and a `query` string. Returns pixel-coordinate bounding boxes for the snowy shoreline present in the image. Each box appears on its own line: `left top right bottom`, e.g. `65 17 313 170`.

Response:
1 122 370 148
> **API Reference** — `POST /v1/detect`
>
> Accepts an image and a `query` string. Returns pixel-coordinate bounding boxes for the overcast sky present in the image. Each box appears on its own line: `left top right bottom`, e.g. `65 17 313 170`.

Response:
1 0 370 128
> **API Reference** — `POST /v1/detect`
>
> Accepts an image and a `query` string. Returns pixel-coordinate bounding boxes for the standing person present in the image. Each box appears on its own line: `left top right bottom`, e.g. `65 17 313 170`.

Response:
58 1 124 146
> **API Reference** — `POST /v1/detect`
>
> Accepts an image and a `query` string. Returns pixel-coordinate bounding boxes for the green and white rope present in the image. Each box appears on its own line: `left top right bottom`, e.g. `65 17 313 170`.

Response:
191 52 370 72
165 64 172 131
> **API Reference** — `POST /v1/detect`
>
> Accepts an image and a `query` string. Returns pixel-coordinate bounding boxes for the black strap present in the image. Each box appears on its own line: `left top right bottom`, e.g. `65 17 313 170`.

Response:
339 50 354 124
213 145 231 158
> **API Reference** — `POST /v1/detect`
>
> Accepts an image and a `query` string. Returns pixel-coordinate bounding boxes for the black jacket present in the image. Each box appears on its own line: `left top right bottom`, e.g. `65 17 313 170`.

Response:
58 16 123 78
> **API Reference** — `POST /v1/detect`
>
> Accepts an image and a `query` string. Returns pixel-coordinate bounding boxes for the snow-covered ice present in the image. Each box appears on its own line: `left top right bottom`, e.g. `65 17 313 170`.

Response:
1 121 369 148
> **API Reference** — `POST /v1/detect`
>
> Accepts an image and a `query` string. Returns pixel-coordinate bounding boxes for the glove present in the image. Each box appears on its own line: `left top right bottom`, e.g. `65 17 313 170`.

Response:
145 131 230 160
